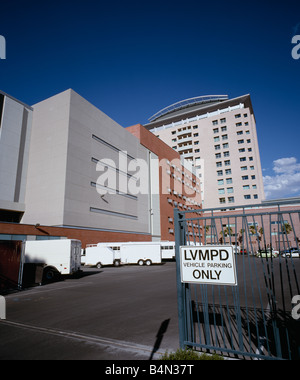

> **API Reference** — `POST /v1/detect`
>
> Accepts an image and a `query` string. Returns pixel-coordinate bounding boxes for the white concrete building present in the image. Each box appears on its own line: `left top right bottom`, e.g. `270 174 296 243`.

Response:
0 90 33 222
22 89 161 239
144 94 265 209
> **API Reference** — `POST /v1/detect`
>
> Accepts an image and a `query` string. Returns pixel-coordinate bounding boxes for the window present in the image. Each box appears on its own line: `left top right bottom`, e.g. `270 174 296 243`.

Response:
217 170 223 176
224 160 231 166
236 122 242 127
243 185 250 190
241 166 247 171
218 179 224 185
247 139 251 143
193 125 198 129
172 131 176 135
218 188 225 194
221 126 227 131
237 130 243 135
219 197 226 204
214 136 220 142
244 195 251 200
223 143 229 148
242 175 249 180
220 118 226 124
215 144 220 150
195 149 200 153
252 184 257 189
213 128 219 134
238 139 244 144
240 157 246 162
249 156 253 161
223 151 230 157
227 187 234 193
194 133 199 137
215 153 221 158
225 169 231 175
222 134 228 140
228 197 235 203
235 114 241 118
244 113 248 117
216 161 222 167
212 120 218 125
254 194 258 199
226 178 233 184
239 148 245 153
251 175 256 179
246 130 250 134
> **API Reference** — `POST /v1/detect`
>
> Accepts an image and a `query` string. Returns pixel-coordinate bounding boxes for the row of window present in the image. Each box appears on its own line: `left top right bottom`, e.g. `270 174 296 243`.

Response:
218 184 257 194
219 194 259 204
212 113 248 126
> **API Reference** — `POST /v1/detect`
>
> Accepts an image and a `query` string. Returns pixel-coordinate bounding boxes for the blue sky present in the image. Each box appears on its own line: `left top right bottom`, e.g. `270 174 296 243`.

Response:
0 0 300 200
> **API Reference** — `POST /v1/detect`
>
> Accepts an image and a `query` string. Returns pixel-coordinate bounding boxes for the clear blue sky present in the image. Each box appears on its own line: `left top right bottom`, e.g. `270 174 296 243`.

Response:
1 0 300 200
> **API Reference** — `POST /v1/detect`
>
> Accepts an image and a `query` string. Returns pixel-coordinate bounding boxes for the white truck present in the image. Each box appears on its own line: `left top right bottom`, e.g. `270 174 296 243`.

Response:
24 239 82 282
82 241 163 268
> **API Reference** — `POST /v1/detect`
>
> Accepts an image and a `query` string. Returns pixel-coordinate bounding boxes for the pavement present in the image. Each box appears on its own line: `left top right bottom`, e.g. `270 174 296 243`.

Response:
0 262 180 360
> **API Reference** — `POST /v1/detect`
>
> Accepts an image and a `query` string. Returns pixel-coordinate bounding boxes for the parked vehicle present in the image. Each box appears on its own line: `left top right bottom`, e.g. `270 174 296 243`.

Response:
82 241 162 268
281 247 300 258
82 244 120 268
160 241 175 260
24 239 82 281
256 248 279 258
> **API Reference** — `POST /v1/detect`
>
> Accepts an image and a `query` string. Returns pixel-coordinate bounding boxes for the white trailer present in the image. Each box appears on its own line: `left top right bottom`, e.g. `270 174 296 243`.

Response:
24 239 82 281
160 241 176 260
120 242 161 265
82 245 120 268
82 241 162 267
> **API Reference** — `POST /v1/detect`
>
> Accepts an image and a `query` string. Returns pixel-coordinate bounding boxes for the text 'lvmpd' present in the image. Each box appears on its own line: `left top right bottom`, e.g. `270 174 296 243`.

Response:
180 245 237 286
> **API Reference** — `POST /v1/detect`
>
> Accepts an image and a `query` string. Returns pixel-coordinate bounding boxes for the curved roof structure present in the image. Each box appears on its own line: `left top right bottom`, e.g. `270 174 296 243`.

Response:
148 95 228 122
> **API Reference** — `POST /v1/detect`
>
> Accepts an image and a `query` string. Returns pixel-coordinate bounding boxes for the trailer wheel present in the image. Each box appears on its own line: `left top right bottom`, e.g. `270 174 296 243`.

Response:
145 259 152 266
43 267 58 283
138 259 144 266
114 260 121 267
96 262 102 269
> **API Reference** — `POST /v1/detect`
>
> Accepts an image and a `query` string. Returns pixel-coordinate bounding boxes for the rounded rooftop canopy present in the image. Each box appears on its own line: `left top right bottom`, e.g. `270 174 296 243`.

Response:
148 95 229 122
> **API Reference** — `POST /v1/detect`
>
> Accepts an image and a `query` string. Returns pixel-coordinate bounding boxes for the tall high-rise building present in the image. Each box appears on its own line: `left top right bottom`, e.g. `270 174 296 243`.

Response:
144 94 265 208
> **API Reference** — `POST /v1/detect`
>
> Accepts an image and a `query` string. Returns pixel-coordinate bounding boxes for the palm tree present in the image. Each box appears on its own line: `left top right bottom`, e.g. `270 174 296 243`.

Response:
282 222 292 235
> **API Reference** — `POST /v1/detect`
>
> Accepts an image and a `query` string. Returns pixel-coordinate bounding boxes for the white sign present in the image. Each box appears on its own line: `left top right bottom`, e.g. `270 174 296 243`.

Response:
180 245 237 286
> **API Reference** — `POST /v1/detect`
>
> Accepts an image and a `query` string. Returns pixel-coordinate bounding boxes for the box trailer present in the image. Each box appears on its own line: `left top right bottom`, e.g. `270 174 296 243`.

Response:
24 239 82 281
82 245 120 268
160 241 176 260
120 242 161 265
82 241 162 267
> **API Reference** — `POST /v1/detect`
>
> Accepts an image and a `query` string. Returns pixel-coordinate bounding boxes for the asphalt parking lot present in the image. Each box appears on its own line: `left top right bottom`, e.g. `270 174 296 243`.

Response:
0 262 180 360
0 257 299 360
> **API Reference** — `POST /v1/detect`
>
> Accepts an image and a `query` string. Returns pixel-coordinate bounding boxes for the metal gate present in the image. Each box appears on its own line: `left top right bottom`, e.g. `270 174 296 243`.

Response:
174 200 300 360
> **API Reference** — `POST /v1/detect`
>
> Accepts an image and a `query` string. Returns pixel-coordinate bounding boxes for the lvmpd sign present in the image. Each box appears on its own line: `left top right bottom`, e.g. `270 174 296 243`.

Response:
180 245 237 286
